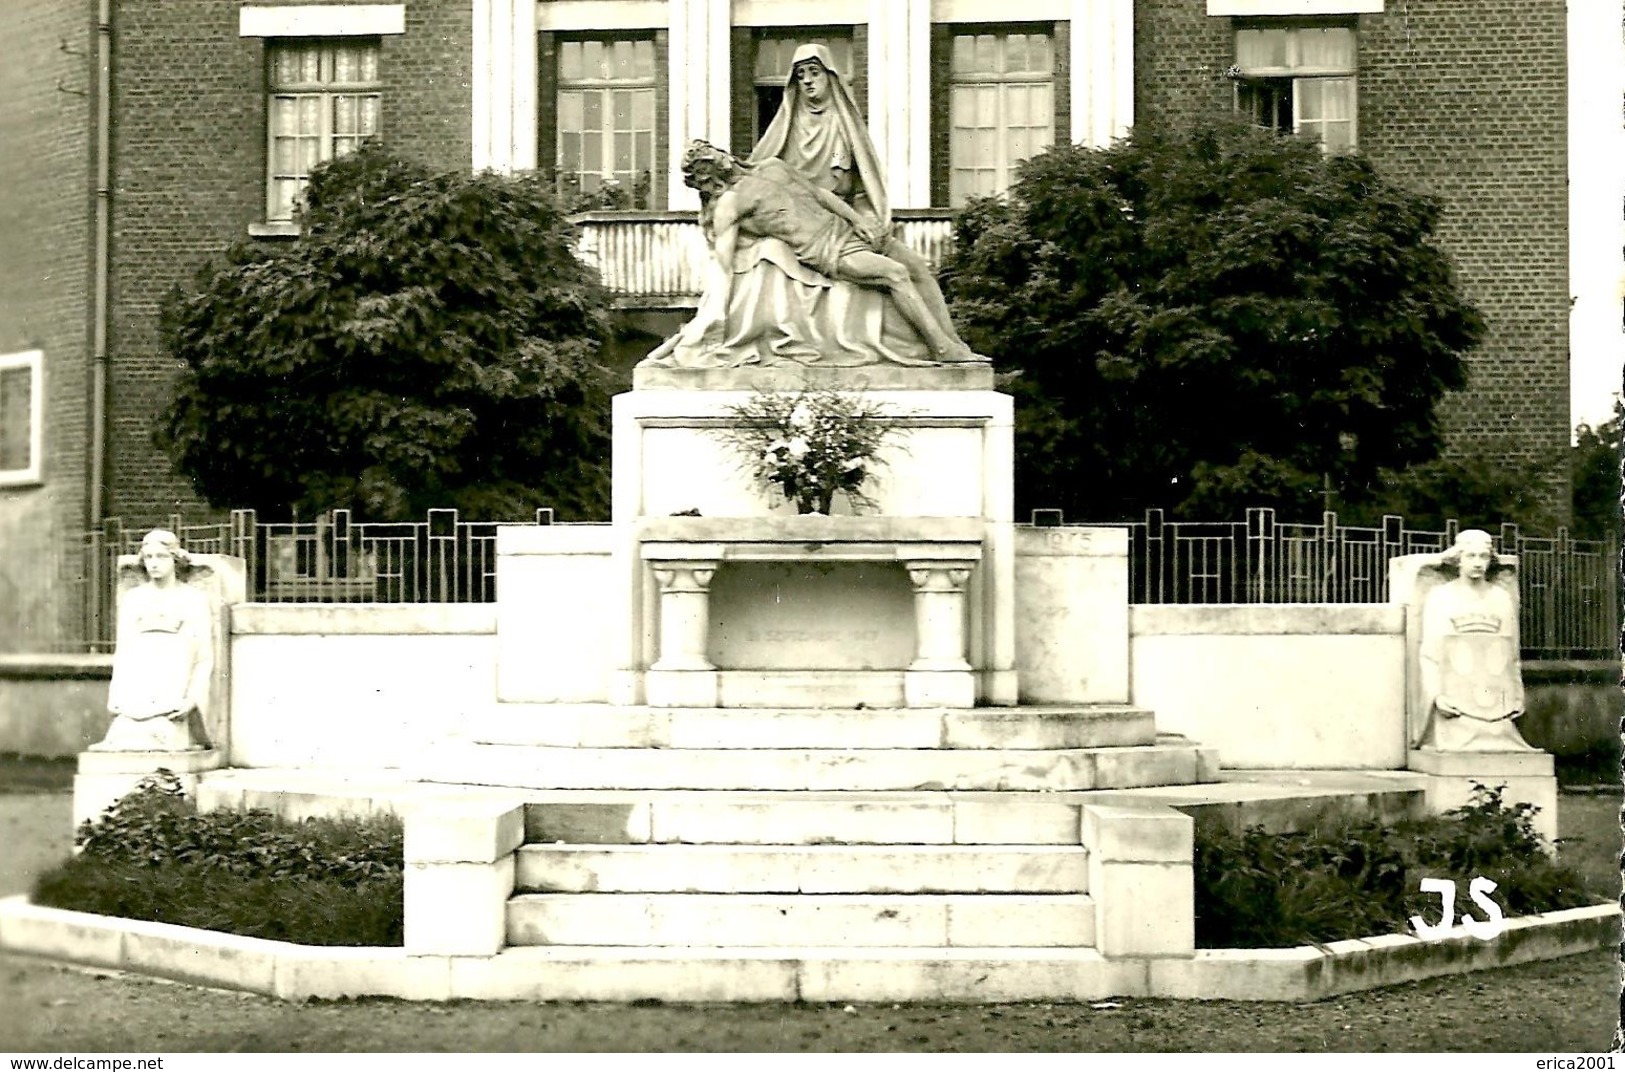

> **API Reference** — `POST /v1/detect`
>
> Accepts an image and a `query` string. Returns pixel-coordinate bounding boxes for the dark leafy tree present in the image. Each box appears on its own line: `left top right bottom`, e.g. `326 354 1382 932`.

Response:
1570 401 1622 542
1339 444 1567 533
160 144 614 520
942 120 1484 521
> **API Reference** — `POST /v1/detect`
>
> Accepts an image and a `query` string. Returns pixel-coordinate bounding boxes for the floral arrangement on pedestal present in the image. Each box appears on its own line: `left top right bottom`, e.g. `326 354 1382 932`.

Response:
713 387 905 515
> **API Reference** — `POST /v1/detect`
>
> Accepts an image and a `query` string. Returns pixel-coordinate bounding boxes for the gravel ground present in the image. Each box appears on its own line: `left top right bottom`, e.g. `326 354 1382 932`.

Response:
0 790 1617 1053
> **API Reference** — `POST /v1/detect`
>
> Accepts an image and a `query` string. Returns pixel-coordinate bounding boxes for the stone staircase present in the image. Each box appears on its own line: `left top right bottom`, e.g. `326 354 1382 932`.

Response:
194 748 1431 1000
414 704 1219 957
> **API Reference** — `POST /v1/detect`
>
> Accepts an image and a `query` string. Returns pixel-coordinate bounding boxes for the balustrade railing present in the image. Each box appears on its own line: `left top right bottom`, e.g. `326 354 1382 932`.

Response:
570 208 959 304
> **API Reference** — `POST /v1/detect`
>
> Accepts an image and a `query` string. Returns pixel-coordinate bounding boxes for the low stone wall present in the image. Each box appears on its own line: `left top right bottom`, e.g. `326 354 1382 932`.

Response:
1128 605 1408 770
229 605 497 769
0 655 113 757
1519 661 1622 761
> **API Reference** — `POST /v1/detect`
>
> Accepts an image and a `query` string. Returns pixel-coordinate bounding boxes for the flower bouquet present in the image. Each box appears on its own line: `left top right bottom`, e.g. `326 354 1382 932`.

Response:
713 386 904 515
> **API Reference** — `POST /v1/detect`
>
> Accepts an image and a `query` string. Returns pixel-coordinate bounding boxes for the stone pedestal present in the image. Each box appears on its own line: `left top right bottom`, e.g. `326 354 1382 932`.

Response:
1407 747 1559 846
611 367 1017 706
639 517 982 708
72 748 222 832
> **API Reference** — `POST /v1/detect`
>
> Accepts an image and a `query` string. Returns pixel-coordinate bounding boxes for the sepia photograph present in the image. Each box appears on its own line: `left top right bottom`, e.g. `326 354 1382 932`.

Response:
0 0 1621 1057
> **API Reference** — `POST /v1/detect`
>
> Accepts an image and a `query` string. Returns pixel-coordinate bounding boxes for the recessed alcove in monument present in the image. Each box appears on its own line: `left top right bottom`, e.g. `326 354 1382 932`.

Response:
705 561 919 670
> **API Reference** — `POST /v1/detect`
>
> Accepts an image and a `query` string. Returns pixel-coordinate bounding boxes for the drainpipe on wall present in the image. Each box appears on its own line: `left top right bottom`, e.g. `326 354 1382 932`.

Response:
89 0 111 530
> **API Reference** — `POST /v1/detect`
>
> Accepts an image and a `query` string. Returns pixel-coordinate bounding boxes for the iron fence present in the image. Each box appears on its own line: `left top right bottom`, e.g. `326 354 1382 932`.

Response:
46 506 1620 660
72 508 551 651
1115 507 1618 659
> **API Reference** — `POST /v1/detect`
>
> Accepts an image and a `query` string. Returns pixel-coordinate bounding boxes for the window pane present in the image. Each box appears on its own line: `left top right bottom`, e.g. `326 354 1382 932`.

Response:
975 84 997 127
1236 28 1288 70
0 367 30 473
633 40 655 80
614 132 631 171
271 179 302 221
560 131 582 169
635 131 652 169
273 136 300 172
1296 27 1354 70
613 90 632 129
756 37 783 81
1321 120 1355 152
559 92 583 132
271 96 296 135
1031 82 1053 134
1321 76 1355 120
359 95 379 135
333 46 359 83
582 92 601 129
952 34 975 74
975 34 997 75
1031 33 1053 74
334 95 358 134
583 40 607 80
583 132 602 172
632 90 653 129
560 41 582 82
298 96 321 132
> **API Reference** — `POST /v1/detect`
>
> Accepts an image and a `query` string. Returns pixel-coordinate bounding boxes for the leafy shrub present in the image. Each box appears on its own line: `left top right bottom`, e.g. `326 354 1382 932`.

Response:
1194 784 1596 948
34 772 404 946
160 143 614 522
941 120 1483 520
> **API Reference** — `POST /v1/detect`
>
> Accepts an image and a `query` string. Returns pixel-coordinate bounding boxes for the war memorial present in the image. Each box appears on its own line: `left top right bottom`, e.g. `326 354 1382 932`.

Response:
0 46 1613 1005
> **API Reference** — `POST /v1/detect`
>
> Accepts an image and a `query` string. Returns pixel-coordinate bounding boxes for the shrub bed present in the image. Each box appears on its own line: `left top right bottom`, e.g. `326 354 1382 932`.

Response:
1194 785 1598 949
33 773 403 946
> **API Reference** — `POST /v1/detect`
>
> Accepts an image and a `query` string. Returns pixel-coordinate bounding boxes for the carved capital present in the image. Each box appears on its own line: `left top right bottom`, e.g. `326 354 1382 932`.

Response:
907 563 972 594
651 562 717 594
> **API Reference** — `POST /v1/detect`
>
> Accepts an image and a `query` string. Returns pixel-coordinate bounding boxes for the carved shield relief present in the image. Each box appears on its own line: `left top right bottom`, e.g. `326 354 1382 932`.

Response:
1438 633 1519 721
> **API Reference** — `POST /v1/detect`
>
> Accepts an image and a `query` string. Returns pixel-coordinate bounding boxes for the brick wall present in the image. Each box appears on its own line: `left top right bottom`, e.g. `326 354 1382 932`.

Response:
106 0 473 527
1136 0 1572 520
1357 0 1570 515
0 0 95 650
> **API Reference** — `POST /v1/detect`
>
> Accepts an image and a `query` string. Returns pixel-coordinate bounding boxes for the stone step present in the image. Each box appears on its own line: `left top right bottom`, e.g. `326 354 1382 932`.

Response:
515 843 1089 894
447 945 1133 1003
426 741 1208 792
467 704 1157 751
523 791 1089 845
505 893 1096 948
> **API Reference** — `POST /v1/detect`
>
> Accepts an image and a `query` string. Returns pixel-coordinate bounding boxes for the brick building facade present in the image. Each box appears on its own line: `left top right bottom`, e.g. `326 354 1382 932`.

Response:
0 0 1591 651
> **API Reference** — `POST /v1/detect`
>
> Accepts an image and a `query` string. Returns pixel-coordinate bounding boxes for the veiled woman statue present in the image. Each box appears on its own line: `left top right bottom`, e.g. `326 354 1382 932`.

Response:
642 45 983 370
1414 529 1534 752
92 529 215 752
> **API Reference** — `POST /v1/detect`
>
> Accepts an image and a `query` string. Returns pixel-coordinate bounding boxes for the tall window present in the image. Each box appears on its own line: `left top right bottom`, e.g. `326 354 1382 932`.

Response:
0 350 42 486
1233 24 1357 153
556 36 657 208
751 32 854 146
267 39 381 223
948 28 1055 206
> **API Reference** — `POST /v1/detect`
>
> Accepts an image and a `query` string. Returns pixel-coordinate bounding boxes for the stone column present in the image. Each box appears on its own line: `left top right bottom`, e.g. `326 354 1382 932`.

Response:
1071 0 1135 149
647 560 720 707
471 0 538 172
866 0 931 207
905 562 975 707
666 0 731 209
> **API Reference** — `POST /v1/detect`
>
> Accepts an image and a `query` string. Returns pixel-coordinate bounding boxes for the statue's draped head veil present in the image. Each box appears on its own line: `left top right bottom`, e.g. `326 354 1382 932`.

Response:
746 42 890 227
